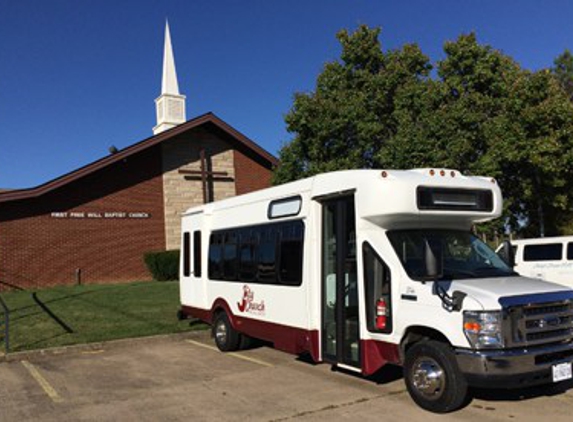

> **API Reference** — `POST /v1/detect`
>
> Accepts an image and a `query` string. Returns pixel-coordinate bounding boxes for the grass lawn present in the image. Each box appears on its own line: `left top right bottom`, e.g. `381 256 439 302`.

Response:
0 281 207 353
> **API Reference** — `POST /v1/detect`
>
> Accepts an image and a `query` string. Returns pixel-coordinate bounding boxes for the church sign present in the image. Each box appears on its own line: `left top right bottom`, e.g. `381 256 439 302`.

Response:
50 211 151 219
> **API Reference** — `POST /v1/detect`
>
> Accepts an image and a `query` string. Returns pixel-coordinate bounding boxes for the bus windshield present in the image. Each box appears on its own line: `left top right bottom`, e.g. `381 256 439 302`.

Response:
387 229 516 280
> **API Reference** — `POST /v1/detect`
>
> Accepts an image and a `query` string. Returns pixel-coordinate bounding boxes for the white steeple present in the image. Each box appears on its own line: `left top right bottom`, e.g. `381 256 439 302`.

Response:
153 21 186 135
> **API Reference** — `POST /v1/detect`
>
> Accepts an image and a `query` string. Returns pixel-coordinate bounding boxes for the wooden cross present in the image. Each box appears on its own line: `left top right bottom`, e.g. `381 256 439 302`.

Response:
178 149 233 204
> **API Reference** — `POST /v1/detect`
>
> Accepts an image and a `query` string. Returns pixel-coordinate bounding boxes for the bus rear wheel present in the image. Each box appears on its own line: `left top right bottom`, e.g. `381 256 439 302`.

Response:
213 312 241 352
404 340 468 413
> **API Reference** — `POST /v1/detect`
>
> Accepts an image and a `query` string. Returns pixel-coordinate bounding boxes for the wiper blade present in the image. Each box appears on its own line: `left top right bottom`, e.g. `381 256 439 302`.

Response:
443 268 477 278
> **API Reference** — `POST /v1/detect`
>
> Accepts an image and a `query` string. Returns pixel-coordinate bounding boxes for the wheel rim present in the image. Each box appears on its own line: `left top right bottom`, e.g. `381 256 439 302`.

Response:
410 357 445 400
215 320 227 346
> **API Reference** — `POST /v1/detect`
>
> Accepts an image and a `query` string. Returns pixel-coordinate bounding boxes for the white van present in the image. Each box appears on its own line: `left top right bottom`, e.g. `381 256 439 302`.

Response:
497 236 573 288
179 169 573 413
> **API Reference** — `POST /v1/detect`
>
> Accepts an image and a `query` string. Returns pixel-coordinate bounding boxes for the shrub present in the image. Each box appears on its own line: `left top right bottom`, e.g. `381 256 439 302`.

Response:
144 250 180 281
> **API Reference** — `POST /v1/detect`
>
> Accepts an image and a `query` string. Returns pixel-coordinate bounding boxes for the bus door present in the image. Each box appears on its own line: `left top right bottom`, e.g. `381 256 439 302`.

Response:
321 195 360 369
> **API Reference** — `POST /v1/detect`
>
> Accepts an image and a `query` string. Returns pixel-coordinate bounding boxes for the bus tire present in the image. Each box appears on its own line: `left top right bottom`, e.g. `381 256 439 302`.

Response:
404 340 468 413
212 312 241 352
239 333 253 350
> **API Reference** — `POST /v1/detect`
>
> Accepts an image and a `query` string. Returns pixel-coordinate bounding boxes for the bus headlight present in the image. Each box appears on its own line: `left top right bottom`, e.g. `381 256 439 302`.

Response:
463 311 504 349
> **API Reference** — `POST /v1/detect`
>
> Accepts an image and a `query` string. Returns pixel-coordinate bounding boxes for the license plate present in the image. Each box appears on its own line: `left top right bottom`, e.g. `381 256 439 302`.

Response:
552 362 573 383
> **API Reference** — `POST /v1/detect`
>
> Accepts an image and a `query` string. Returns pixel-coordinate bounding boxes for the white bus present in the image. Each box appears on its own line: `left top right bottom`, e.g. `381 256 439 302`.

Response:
497 236 573 288
179 169 573 413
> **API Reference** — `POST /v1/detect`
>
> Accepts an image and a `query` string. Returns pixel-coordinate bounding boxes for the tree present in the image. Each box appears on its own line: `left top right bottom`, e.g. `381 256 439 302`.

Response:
401 34 573 236
275 25 573 237
550 49 573 233
552 49 573 100
272 25 431 184
379 34 521 175
494 70 573 236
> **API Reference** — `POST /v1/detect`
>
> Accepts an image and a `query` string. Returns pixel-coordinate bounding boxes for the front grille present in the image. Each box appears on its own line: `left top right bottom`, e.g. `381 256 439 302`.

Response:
524 304 571 317
505 300 573 347
527 328 572 342
535 349 573 365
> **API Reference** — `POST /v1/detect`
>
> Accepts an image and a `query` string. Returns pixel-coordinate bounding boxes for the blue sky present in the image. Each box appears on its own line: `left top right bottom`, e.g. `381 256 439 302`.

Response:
1 0 572 189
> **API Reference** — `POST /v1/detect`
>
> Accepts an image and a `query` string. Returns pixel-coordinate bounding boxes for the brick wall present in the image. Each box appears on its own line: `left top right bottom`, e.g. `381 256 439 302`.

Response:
162 128 236 250
234 148 274 195
0 125 276 290
0 147 165 289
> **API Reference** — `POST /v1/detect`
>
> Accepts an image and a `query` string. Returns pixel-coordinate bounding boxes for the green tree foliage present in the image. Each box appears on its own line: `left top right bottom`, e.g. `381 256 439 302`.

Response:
274 25 431 180
552 49 573 100
275 25 573 237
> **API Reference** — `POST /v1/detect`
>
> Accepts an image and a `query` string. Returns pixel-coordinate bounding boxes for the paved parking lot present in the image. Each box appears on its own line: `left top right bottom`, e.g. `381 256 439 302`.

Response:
1 331 573 421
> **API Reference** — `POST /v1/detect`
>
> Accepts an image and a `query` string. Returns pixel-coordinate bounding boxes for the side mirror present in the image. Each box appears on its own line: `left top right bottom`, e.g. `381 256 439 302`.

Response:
424 238 443 280
498 240 515 268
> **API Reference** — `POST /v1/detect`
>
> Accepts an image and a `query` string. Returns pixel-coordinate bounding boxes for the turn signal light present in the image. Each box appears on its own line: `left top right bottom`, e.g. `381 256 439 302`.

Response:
464 322 481 332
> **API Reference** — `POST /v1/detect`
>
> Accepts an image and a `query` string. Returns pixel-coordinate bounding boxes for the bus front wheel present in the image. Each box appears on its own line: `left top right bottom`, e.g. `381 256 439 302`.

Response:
404 340 468 413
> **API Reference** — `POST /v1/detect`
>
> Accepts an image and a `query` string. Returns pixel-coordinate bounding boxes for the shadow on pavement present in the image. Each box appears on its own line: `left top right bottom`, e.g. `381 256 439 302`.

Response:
472 379 573 402
322 362 404 385
367 364 404 384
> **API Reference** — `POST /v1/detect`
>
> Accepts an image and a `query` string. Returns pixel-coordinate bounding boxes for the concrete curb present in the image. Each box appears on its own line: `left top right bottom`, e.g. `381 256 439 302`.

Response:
0 328 211 363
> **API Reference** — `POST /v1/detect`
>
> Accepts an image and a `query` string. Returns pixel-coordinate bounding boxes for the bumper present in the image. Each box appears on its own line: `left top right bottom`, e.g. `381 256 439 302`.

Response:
455 342 573 389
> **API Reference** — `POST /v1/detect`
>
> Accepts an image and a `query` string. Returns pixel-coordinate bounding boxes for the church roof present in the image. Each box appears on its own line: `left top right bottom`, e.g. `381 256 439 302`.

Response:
0 112 278 203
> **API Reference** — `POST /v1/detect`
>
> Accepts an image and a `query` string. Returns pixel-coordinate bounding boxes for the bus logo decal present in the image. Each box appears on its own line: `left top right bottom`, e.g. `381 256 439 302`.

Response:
237 285 266 315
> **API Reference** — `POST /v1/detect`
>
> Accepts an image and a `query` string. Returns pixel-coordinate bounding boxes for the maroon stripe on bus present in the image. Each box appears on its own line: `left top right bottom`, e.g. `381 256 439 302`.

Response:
181 304 400 374
181 304 320 362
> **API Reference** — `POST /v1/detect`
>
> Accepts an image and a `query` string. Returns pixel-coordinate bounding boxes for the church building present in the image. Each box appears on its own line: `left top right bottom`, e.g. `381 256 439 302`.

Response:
0 23 277 289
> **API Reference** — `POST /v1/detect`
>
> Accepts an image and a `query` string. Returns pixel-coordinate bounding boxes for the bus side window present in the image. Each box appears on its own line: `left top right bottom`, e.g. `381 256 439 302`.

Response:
239 229 258 282
279 221 304 286
223 231 238 280
208 233 223 280
258 227 277 283
568 243 573 261
363 242 392 334
193 231 201 277
183 232 191 277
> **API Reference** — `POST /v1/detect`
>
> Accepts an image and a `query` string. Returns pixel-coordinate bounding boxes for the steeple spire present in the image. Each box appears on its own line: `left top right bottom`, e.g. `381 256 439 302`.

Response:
161 21 180 95
153 20 186 135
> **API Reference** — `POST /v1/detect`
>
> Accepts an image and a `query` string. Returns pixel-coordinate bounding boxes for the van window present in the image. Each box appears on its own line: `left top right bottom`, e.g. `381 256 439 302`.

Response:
388 229 513 279
223 232 238 280
239 230 258 282
568 243 573 260
208 234 223 279
183 232 191 277
193 231 201 277
208 220 304 286
363 242 392 334
523 243 562 261
258 227 277 283
268 196 302 219
279 223 304 285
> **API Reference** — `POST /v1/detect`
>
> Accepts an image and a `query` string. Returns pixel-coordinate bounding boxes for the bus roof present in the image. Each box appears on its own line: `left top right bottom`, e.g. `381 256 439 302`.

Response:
183 168 502 229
